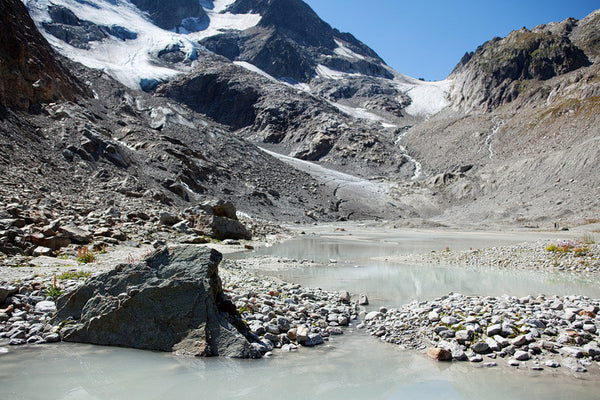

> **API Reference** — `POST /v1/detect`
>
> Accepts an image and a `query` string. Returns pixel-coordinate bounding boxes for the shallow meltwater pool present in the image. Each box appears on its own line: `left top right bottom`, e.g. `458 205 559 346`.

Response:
244 228 600 307
2 228 600 399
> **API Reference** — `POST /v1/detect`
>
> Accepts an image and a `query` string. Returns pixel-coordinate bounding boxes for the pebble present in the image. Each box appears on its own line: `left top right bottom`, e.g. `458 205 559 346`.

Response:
363 292 600 373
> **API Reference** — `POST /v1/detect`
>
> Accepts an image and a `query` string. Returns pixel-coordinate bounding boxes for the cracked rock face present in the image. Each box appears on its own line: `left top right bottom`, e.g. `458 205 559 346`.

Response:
53 245 260 358
0 0 88 112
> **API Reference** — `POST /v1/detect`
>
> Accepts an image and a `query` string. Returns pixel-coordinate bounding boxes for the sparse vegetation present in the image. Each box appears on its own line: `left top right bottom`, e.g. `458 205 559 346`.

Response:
57 270 92 280
546 240 592 257
582 233 596 245
76 246 96 264
46 284 63 298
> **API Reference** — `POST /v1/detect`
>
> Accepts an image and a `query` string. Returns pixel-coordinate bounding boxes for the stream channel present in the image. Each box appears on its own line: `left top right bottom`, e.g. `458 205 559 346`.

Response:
1 226 600 399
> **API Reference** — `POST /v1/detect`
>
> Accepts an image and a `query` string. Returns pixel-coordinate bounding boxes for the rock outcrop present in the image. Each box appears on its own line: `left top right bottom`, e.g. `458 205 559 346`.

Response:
157 57 411 179
449 24 591 112
130 0 207 31
0 0 88 112
53 245 260 358
191 200 252 240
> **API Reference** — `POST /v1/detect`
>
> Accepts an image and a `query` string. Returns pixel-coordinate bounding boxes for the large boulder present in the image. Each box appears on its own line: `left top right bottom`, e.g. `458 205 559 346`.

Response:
191 200 252 240
52 246 259 358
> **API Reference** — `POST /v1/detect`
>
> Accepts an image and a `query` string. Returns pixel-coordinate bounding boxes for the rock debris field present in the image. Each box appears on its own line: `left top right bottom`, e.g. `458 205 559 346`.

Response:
2 234 600 377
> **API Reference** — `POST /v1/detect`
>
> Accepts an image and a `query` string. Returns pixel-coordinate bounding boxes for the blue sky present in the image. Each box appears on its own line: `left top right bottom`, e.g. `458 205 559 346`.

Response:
303 0 599 81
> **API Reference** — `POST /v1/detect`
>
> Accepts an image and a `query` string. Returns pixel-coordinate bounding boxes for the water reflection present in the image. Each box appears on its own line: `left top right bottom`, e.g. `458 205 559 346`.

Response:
2 229 600 399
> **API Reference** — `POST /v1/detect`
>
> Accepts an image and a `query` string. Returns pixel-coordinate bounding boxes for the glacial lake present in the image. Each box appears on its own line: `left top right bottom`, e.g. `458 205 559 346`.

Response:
2 227 600 399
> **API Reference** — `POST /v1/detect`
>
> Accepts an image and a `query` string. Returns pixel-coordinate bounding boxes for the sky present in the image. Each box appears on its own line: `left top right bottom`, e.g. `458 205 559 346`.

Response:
303 0 599 81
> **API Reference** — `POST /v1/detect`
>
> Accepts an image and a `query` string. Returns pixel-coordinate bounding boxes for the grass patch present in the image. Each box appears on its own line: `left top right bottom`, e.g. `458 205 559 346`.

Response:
46 284 63 298
76 246 96 264
582 233 596 245
57 270 92 280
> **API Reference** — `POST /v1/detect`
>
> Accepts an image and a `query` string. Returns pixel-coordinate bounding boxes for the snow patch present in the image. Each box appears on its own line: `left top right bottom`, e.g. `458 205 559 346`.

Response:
333 39 365 60
393 74 451 117
234 61 278 81
331 102 396 128
24 0 261 90
316 64 362 80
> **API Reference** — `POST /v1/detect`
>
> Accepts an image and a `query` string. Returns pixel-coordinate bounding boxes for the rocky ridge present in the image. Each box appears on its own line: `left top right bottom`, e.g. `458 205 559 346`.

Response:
403 11 600 226
156 56 414 178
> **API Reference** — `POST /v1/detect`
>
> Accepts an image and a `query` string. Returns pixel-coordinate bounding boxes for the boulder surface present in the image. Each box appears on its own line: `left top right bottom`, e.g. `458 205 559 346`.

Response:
53 245 259 358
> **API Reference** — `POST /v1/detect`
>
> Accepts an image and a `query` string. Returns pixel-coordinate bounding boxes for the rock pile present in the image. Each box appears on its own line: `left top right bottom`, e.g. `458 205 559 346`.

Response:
389 239 600 278
0 197 255 261
0 280 66 346
221 261 359 354
362 292 600 372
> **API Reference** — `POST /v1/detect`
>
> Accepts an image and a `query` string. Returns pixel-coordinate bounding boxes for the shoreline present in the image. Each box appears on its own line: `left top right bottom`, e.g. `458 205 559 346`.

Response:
2 223 600 378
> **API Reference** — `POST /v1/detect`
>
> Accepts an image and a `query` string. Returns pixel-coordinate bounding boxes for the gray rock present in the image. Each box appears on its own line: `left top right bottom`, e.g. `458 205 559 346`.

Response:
472 341 490 354
33 246 53 256
428 311 440 322
276 317 291 332
562 346 584 358
486 323 502 336
43 332 60 342
545 359 560 368
58 224 92 244
199 200 238 220
513 350 530 361
338 291 351 303
485 337 501 352
52 245 259 358
35 301 56 314
439 330 455 339
584 342 600 357
358 294 369 306
365 311 382 321
508 359 520 367
562 357 587 372
493 335 509 348
172 220 192 233
296 325 308 343
510 335 528 347
583 323 597 333
304 333 324 347
159 212 180 226
281 343 297 352
441 316 458 325
0 285 18 304
455 329 473 343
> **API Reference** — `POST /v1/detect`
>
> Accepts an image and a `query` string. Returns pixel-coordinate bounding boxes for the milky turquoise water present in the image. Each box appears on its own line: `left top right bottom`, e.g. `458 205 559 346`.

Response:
2 228 599 399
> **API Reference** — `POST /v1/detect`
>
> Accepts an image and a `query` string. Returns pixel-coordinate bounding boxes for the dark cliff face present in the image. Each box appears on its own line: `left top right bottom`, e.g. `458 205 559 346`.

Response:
449 23 592 112
130 0 207 31
201 0 392 82
0 0 88 113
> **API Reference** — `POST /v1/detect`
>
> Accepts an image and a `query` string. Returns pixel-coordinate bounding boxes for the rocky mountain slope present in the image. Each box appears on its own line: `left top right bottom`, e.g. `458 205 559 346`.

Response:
0 0 88 113
403 10 600 225
22 0 451 178
2 0 600 229
1 0 350 225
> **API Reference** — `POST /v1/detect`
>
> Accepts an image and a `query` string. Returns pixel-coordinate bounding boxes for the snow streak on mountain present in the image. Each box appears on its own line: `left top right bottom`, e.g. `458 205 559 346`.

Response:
23 0 449 119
